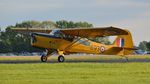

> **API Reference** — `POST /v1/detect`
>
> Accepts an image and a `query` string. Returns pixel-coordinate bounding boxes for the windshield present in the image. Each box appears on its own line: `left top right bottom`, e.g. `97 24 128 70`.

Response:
49 29 64 38
78 38 90 46
49 29 74 41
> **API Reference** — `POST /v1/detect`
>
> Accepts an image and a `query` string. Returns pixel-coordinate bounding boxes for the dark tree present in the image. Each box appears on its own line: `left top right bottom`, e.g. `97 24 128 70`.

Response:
56 20 93 28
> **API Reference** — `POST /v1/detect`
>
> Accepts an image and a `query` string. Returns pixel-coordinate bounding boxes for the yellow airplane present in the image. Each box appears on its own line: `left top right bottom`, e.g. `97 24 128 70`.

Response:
12 26 135 62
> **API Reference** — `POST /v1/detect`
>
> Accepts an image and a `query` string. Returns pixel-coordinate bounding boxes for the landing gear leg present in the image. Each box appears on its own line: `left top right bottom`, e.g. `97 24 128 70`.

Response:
40 49 53 62
57 50 65 62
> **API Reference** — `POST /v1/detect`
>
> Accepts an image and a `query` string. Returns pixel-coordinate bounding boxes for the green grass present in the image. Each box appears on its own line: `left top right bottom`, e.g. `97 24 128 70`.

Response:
0 55 150 84
0 62 150 84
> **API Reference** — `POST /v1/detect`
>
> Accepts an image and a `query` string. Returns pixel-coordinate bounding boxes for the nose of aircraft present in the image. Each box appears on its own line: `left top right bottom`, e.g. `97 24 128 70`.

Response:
30 33 37 43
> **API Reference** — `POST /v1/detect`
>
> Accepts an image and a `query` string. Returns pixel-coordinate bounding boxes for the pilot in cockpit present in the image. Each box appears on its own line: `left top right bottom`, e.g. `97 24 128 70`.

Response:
49 29 65 38
50 29 74 41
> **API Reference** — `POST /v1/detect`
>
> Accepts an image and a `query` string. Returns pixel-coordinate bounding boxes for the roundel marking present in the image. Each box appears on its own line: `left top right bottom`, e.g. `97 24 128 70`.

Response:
100 46 105 53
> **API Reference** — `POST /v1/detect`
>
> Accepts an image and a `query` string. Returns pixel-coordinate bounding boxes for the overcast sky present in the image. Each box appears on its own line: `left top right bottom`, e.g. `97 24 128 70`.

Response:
0 0 150 45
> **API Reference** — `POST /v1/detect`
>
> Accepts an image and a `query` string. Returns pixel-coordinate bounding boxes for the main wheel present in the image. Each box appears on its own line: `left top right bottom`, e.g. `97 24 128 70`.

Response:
41 54 47 62
58 55 65 62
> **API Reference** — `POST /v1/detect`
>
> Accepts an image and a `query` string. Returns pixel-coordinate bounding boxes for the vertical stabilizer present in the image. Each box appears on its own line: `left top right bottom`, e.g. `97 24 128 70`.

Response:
113 29 134 55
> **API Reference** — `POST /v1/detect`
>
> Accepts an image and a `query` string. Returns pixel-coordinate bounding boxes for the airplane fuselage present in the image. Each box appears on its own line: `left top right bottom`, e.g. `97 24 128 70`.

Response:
31 32 125 55
12 27 134 62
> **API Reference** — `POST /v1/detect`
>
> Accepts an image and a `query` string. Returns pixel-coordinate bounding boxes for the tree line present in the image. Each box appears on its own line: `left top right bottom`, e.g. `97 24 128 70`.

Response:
0 20 149 53
0 20 110 53
138 41 150 51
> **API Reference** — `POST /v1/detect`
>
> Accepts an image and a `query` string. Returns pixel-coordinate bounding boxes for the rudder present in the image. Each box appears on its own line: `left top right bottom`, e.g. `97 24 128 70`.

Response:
113 29 134 55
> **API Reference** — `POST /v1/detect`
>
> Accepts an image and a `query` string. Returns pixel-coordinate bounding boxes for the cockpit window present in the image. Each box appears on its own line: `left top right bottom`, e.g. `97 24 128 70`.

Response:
49 29 64 38
49 29 74 41
78 38 90 46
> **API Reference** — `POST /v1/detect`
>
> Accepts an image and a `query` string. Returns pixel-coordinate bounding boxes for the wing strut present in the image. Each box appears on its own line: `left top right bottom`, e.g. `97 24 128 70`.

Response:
64 37 82 51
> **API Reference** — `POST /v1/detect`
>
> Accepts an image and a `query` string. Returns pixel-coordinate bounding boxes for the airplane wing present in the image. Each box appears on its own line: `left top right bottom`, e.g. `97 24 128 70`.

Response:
60 26 128 37
11 26 128 37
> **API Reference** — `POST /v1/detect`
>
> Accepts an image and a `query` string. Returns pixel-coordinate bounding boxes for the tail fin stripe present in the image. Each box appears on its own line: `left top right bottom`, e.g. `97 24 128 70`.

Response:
116 38 124 48
121 38 124 48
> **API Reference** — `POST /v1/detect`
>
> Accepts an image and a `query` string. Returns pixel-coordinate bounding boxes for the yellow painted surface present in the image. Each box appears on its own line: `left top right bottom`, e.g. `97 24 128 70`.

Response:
31 29 134 56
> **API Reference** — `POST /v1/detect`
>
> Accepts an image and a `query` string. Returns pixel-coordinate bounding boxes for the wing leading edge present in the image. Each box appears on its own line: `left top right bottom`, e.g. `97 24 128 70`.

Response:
11 26 128 37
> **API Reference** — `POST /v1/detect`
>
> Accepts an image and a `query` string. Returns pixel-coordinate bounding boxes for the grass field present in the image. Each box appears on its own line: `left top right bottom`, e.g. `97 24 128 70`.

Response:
0 55 150 84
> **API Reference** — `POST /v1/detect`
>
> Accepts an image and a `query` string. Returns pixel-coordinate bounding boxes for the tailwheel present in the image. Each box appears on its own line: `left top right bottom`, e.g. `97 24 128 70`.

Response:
41 54 47 62
58 55 65 62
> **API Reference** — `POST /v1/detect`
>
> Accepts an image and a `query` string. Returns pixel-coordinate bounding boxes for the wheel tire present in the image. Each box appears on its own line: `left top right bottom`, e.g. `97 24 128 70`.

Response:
58 55 65 62
41 54 47 62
